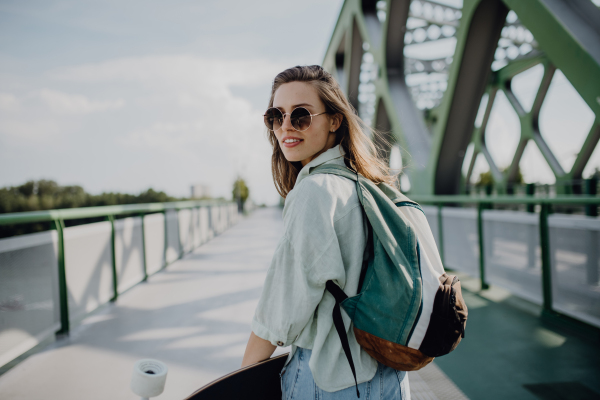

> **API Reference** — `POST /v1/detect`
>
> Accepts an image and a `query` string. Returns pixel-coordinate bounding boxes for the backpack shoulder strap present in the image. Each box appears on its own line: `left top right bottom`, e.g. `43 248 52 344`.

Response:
312 164 424 213
310 163 362 397
309 163 358 181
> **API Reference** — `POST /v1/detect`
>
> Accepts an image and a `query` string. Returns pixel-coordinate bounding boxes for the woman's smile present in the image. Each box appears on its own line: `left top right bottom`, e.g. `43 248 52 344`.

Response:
282 136 304 148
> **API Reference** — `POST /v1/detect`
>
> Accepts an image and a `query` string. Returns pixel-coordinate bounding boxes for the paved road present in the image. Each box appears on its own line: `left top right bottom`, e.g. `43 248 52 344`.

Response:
0 207 466 400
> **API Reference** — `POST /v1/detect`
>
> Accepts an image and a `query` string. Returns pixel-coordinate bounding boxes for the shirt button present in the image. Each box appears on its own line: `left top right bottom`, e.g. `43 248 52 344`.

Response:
277 341 284 346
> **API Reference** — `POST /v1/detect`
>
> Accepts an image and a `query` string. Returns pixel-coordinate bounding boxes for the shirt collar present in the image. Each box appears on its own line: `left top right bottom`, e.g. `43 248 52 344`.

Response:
295 144 345 186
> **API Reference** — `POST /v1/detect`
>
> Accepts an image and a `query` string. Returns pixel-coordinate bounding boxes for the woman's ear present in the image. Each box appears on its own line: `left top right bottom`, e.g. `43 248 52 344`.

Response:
330 113 343 132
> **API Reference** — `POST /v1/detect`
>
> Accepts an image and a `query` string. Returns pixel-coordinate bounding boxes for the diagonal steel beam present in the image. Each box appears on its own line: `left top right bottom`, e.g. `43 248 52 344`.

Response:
430 0 508 194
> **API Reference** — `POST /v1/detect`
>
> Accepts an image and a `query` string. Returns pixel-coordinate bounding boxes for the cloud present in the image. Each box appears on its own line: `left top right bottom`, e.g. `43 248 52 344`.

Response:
38 89 124 114
50 55 282 90
120 121 210 151
0 93 19 110
0 119 63 141
0 90 124 145
75 56 283 186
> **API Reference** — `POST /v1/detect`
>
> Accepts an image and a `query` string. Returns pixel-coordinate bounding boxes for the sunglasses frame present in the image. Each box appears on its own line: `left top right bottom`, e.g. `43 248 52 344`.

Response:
263 106 329 132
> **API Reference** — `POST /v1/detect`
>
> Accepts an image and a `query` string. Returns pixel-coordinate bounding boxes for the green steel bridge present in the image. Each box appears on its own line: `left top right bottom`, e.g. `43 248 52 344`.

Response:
1 0 600 399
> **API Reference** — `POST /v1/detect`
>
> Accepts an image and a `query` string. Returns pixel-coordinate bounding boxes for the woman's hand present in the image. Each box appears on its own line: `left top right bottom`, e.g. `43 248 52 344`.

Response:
241 331 277 367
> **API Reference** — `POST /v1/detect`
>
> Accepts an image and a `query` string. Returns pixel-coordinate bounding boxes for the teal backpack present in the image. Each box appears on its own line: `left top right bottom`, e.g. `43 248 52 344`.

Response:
310 164 468 398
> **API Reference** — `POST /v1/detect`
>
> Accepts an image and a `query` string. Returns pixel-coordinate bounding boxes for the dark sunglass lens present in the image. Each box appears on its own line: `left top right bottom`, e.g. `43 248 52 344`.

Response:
291 107 312 131
264 108 283 131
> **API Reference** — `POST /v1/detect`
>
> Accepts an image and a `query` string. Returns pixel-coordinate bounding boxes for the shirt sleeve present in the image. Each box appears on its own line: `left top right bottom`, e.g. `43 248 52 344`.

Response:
251 176 349 347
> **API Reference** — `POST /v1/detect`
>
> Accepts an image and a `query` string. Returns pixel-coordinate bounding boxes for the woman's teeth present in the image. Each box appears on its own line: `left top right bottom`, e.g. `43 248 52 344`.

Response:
284 139 301 143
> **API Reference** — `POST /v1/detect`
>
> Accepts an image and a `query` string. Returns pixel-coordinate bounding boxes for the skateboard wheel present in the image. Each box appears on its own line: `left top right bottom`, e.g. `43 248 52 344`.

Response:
131 359 168 398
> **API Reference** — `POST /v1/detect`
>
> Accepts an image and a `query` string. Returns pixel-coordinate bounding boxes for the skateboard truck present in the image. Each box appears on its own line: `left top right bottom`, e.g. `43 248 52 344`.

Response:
131 359 168 399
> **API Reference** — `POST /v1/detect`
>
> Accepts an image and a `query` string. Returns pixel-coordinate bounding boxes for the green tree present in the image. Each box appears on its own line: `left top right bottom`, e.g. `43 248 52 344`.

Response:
232 178 249 211
475 170 494 187
475 167 524 187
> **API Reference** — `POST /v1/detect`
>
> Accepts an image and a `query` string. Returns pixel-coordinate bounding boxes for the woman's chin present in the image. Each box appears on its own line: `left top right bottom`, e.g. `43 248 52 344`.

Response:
282 150 305 163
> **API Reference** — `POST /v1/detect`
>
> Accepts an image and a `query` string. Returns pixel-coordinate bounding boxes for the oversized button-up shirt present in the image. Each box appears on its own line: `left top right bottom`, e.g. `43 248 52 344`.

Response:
251 144 378 392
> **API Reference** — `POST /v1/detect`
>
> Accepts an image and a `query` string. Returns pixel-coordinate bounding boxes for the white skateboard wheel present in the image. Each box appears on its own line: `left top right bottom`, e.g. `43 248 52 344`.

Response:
131 359 168 398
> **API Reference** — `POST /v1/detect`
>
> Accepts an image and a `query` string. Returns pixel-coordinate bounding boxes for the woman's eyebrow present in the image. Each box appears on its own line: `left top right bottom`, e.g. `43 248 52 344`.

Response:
272 103 314 110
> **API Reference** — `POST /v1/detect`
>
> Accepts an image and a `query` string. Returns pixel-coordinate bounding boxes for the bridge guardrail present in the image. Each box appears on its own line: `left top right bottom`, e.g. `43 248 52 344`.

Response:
411 195 600 330
0 200 239 368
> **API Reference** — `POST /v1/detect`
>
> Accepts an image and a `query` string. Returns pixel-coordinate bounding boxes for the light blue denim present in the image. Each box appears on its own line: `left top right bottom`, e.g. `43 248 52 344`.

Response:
280 347 411 400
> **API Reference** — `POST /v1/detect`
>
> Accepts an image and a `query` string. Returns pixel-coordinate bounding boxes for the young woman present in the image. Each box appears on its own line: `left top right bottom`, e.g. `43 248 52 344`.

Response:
242 65 410 399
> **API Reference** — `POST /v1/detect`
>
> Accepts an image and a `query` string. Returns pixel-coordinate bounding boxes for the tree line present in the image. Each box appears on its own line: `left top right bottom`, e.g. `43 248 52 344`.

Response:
0 178 250 239
0 180 184 214
0 180 186 238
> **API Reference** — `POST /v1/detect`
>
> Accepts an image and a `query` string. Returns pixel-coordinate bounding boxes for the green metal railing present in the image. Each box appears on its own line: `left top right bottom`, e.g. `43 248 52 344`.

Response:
0 200 235 335
410 194 600 324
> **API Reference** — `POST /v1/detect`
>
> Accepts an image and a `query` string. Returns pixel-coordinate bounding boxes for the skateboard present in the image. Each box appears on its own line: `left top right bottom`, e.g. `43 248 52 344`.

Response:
184 353 289 399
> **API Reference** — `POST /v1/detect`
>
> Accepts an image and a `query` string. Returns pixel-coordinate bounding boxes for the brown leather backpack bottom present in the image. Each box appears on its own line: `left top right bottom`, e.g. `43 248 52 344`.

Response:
354 328 434 371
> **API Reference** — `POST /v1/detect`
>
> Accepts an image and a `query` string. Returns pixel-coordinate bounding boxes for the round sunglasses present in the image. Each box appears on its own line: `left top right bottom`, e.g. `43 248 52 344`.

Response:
263 107 328 132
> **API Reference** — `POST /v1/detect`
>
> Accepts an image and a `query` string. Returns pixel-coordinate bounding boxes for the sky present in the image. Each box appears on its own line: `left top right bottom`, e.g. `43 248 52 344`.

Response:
0 0 597 205
0 0 344 205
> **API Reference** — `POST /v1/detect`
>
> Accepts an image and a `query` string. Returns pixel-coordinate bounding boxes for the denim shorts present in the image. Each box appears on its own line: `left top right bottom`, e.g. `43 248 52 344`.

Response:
279 347 411 400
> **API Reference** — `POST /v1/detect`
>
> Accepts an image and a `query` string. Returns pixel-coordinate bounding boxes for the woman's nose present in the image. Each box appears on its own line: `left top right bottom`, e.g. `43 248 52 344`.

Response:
280 114 294 131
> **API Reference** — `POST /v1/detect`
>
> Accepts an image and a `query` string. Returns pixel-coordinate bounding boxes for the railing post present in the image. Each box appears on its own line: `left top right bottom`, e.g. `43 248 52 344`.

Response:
539 203 553 312
107 215 118 301
526 183 535 213
585 177 598 217
477 203 489 290
437 203 445 264
162 210 168 269
52 219 70 335
195 206 200 249
139 213 148 281
208 205 213 239
176 208 184 259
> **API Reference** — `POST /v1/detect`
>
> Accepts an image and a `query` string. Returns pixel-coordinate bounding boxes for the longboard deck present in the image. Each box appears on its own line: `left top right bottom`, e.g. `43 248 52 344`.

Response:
184 353 289 400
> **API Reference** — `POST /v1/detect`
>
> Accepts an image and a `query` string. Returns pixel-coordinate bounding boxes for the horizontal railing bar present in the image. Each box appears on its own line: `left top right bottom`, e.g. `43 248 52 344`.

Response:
0 200 234 225
410 195 600 205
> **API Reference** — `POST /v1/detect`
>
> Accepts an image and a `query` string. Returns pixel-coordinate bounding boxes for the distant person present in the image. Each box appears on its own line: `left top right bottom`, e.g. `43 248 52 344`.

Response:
242 65 410 399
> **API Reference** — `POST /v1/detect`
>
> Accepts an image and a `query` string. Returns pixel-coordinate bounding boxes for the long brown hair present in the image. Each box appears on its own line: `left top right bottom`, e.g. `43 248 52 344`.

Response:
267 65 396 198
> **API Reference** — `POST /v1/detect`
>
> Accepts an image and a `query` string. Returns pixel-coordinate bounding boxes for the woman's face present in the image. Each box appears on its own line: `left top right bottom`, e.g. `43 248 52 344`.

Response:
272 81 341 166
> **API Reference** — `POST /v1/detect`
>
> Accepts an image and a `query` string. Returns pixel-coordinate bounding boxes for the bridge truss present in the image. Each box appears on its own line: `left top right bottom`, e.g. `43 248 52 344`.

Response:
323 0 600 195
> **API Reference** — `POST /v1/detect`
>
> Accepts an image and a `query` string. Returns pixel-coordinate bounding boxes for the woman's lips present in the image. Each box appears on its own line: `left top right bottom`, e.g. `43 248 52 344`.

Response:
282 139 303 148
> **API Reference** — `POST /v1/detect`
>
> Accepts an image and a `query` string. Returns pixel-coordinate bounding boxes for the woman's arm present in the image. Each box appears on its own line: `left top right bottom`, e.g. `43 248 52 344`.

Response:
241 331 277 367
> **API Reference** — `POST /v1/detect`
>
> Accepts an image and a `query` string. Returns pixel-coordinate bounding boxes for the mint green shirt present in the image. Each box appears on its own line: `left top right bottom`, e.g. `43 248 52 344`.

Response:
251 145 378 392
